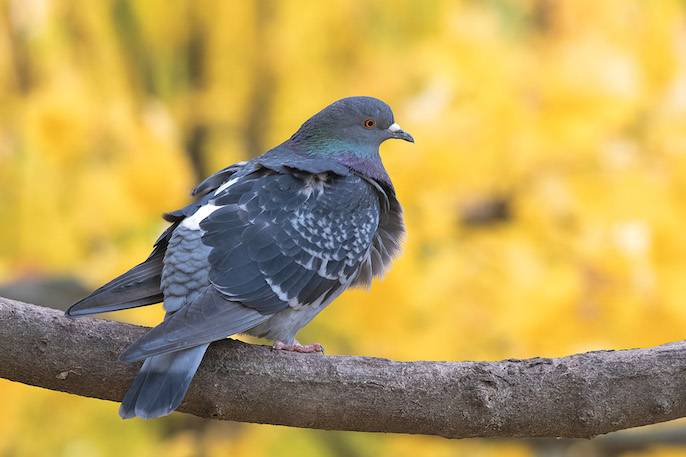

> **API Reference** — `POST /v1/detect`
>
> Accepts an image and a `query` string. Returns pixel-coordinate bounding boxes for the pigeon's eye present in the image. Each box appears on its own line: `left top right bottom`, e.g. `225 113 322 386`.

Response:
363 119 376 129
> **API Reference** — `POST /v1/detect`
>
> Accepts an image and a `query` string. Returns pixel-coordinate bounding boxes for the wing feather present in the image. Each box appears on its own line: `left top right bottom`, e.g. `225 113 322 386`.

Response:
201 170 381 314
125 166 390 361
121 287 268 361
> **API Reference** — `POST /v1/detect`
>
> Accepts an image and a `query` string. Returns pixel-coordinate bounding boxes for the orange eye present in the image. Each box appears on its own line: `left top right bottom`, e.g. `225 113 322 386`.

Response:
363 119 376 129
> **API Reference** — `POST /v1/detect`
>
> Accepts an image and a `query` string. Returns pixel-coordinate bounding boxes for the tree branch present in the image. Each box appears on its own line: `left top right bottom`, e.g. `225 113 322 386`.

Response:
1 296 685 439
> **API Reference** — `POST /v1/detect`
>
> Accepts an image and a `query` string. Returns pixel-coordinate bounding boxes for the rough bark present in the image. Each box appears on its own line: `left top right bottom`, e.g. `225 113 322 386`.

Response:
1 296 685 439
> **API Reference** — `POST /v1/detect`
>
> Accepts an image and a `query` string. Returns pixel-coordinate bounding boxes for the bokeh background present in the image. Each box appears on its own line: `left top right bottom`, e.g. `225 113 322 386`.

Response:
1 0 686 456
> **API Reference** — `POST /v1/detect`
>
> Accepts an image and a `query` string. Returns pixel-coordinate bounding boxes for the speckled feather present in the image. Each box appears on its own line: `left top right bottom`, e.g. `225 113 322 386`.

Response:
122 161 402 361
68 96 410 419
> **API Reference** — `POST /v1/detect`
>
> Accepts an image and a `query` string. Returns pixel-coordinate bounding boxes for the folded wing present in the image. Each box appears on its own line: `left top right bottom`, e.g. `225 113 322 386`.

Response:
123 168 382 360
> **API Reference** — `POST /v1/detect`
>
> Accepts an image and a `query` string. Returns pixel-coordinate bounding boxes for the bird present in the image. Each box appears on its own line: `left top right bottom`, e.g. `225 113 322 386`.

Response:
66 96 413 419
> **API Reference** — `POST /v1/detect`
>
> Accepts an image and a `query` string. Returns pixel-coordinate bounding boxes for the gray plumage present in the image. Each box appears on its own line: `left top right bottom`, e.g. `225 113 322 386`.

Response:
65 225 174 316
118 344 208 419
66 96 413 419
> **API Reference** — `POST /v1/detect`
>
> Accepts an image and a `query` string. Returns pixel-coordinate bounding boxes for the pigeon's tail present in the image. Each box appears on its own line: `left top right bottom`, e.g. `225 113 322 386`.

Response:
119 343 209 419
65 224 178 318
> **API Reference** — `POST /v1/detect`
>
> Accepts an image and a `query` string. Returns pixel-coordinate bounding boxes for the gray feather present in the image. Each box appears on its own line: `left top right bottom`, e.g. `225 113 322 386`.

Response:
64 224 177 317
119 343 208 419
201 170 381 315
120 287 268 362
80 96 410 420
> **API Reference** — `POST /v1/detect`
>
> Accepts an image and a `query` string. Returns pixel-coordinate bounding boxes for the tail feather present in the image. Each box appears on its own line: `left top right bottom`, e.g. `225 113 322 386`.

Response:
120 287 268 362
119 344 209 419
65 252 164 317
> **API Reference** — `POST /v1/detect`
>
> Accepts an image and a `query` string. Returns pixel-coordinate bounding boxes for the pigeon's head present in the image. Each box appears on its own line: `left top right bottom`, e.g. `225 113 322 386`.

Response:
290 96 414 153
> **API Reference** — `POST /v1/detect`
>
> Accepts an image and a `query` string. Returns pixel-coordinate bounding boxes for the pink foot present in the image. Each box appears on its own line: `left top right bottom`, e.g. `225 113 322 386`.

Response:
273 340 324 353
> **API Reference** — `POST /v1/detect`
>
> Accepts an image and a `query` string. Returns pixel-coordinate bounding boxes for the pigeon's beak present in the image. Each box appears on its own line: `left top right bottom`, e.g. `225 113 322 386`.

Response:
387 123 414 143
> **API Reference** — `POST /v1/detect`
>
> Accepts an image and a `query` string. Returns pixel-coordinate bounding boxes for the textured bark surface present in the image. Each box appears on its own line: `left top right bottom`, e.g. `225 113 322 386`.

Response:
1 296 685 439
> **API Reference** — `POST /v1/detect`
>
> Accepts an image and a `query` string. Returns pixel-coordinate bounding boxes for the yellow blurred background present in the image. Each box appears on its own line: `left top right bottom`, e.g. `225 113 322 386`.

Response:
1 0 686 455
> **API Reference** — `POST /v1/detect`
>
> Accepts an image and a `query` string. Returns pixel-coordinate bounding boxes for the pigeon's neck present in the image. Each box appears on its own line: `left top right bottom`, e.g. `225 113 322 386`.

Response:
336 151 391 184
286 136 390 184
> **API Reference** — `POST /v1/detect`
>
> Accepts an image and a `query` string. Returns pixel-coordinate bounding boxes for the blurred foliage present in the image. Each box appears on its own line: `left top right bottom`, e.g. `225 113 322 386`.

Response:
1 0 686 456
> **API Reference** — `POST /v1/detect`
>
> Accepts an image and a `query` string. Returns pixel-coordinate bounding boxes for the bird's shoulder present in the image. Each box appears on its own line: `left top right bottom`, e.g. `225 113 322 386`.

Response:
191 161 250 197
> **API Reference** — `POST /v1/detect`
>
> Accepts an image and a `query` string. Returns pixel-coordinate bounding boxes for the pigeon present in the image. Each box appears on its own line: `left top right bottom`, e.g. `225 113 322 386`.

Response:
66 96 413 419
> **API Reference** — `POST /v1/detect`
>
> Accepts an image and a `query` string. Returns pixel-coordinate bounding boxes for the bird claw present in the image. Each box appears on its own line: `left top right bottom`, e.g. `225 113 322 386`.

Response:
272 341 324 353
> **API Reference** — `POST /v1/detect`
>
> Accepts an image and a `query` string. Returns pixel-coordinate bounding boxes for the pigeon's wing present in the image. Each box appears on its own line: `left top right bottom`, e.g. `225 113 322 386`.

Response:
65 223 178 317
203 169 381 313
122 168 381 361
191 161 249 197
162 162 254 223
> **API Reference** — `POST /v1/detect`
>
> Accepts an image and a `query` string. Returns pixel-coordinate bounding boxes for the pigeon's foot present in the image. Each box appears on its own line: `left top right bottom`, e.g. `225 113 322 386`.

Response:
272 340 324 353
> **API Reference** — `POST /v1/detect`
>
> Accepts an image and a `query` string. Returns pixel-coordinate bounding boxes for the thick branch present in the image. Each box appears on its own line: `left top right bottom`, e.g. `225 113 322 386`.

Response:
1 296 685 439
